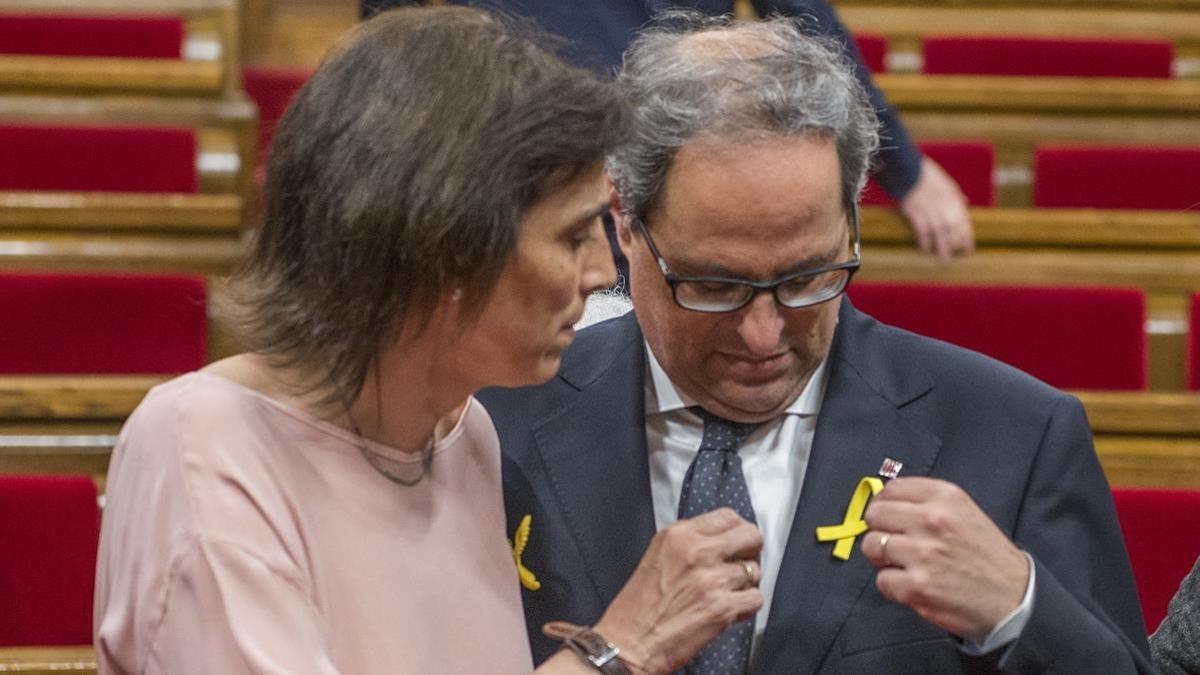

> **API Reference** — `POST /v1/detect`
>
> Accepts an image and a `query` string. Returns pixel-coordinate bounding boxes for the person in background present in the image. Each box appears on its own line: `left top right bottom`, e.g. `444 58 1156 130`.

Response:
362 0 974 265
480 14 1150 673
94 8 763 673
1151 556 1200 674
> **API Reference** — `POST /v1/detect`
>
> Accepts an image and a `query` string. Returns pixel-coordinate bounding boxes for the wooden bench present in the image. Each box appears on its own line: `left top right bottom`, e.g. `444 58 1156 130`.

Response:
4 375 1200 487
0 93 258 199
0 94 257 270
860 206 1200 389
871 74 1200 206
0 0 241 96
830 0 1200 78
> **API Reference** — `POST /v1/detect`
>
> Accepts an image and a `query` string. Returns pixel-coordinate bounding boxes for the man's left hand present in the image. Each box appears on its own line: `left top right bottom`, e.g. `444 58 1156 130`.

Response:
861 476 1030 643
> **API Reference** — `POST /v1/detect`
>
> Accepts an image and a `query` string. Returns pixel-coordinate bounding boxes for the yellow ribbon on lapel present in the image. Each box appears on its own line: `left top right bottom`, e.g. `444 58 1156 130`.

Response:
815 477 885 561
511 514 541 591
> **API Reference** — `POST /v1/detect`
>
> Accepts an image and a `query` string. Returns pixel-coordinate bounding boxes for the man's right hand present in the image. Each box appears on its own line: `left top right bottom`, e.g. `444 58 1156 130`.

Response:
593 508 764 675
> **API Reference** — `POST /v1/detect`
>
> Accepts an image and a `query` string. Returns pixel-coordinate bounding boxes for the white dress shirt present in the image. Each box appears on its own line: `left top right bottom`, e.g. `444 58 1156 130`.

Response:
640 341 1033 662
644 343 829 658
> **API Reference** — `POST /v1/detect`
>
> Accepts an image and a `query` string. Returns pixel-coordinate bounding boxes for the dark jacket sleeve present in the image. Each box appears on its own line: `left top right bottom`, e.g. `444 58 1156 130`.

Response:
753 0 923 199
1150 557 1200 674
1000 395 1154 673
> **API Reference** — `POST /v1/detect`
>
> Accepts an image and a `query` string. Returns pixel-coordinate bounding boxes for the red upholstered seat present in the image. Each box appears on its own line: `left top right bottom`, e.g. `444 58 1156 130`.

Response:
1033 145 1200 210
242 66 313 161
862 140 995 207
922 36 1173 78
0 475 99 646
1112 488 1200 633
847 283 1146 390
0 272 207 374
0 125 198 193
0 13 183 59
853 34 887 74
1190 294 1200 390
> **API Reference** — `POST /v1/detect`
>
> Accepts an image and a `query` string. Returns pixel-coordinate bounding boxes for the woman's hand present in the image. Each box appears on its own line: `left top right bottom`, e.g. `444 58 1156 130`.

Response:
590 507 764 674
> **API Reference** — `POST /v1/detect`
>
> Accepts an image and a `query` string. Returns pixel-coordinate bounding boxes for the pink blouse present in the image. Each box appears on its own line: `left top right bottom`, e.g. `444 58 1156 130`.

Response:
95 373 533 674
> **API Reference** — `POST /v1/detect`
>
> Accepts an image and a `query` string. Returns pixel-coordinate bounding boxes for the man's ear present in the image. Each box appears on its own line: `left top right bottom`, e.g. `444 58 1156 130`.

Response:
608 179 635 253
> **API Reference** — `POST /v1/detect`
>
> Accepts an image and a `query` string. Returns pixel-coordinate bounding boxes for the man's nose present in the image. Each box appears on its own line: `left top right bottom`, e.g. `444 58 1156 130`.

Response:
736 292 785 356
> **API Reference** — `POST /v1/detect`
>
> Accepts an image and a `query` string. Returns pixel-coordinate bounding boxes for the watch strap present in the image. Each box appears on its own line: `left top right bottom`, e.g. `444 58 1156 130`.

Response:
543 621 641 675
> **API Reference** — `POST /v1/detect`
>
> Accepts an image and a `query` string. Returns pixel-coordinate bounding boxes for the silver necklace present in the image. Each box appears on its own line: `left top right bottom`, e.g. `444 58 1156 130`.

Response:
356 439 434 487
346 411 434 487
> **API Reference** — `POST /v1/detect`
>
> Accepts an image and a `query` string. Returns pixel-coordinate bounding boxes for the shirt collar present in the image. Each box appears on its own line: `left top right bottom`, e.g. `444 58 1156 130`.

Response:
644 340 829 418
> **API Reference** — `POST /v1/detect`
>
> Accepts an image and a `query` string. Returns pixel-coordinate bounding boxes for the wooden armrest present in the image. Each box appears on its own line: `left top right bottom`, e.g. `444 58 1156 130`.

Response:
863 207 1200 249
0 376 166 420
0 192 242 233
0 646 95 674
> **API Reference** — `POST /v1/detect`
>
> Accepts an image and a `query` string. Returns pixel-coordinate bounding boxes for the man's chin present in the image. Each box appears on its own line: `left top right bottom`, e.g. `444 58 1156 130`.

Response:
695 385 800 423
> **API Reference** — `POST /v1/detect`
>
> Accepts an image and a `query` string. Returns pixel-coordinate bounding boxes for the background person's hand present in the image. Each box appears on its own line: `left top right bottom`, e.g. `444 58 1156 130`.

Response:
900 157 975 264
860 477 1029 643
592 507 764 674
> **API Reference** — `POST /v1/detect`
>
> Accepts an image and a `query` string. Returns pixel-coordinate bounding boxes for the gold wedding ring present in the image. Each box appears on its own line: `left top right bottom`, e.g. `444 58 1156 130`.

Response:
879 533 891 566
741 560 756 587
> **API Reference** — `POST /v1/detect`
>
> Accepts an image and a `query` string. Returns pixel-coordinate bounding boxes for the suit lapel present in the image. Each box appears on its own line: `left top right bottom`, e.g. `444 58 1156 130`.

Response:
534 313 658 604
757 303 943 673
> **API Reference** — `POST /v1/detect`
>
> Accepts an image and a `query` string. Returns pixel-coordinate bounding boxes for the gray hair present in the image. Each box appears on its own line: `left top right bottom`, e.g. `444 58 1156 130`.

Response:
608 13 880 220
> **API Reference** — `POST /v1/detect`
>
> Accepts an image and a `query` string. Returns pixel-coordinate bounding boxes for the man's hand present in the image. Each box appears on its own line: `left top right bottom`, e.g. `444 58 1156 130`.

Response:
900 157 975 264
860 477 1029 643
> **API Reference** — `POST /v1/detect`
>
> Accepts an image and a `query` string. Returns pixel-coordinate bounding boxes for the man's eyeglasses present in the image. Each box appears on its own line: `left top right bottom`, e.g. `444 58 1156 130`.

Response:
632 205 861 314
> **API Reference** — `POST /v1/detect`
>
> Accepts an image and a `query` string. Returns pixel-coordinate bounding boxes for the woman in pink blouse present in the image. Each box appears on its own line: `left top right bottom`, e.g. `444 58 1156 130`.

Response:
93 6 762 674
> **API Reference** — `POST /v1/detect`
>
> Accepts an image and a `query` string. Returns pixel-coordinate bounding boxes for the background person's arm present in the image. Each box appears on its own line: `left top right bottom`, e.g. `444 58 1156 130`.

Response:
753 0 973 261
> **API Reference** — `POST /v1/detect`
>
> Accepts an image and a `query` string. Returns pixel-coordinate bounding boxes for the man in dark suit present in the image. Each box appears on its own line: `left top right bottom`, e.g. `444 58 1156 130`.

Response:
480 14 1151 673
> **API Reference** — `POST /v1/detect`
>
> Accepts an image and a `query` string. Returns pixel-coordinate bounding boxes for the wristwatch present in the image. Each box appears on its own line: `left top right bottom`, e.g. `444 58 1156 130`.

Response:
543 622 634 674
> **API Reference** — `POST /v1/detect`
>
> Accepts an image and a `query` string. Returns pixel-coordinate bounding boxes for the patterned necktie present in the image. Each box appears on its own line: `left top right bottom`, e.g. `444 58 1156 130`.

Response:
678 407 761 675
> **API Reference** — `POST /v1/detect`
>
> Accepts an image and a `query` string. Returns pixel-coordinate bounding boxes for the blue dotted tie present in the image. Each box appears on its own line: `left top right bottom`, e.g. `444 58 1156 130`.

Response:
678 408 760 675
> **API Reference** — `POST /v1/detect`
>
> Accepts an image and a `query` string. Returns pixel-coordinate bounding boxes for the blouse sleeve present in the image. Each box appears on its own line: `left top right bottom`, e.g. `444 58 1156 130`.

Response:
143 538 342 675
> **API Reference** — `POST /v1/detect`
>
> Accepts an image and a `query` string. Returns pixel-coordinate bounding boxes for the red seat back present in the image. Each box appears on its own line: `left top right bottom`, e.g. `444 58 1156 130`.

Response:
1190 294 1200 391
0 475 100 646
0 13 183 59
922 36 1173 78
1034 145 1200 210
1112 488 1200 633
0 125 198 194
862 140 995 207
853 34 887 74
0 272 207 374
848 283 1146 390
242 66 313 161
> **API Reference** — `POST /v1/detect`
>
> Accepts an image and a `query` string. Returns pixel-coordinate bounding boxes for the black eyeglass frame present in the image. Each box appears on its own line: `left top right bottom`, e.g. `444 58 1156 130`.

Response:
631 203 862 314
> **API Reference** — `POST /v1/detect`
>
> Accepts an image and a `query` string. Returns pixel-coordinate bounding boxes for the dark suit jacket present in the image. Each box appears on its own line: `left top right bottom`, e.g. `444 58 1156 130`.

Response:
478 303 1152 673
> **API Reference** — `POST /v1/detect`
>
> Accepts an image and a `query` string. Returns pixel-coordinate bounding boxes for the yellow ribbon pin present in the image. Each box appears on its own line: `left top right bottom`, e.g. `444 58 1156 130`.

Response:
816 477 885 561
510 514 541 591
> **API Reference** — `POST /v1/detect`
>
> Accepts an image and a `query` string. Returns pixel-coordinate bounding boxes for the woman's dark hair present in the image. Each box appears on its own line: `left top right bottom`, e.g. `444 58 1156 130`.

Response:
230 6 627 403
